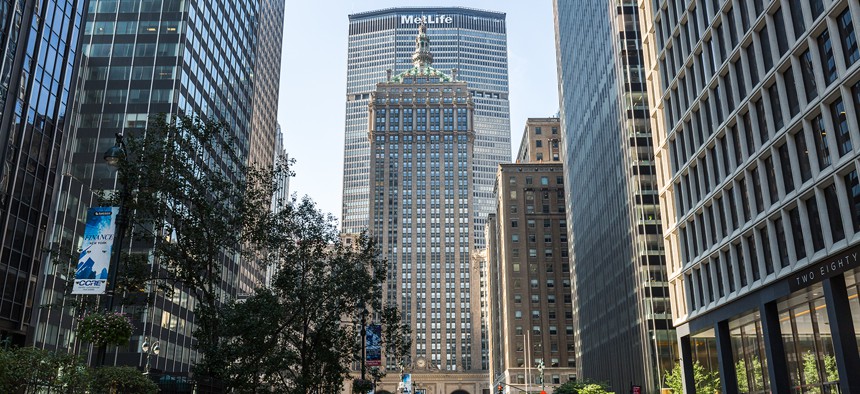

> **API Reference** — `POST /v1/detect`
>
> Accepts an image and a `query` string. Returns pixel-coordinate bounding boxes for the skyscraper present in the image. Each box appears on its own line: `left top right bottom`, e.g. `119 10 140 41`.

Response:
553 0 674 390
640 1 860 392
31 0 284 376
365 24 485 393
486 118 576 391
343 7 510 249
0 0 86 345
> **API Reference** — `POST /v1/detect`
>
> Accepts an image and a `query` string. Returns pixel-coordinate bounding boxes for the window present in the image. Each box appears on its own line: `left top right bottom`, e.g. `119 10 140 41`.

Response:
788 0 806 39
747 234 760 281
541 176 549 185
809 0 824 20
845 171 860 232
535 127 542 135
818 29 838 85
536 140 543 148
764 156 779 204
769 84 784 130
746 45 759 87
783 67 800 117
778 144 796 193
806 196 825 251
760 27 774 72
774 7 790 55
824 184 845 242
789 207 807 259
831 99 853 157
798 50 818 105
794 131 812 182
810 114 831 169
775 217 790 267
839 9 860 66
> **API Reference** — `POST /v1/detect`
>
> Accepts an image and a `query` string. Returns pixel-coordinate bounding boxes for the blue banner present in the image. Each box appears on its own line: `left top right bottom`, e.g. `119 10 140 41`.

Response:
401 373 412 394
366 324 381 366
72 207 119 294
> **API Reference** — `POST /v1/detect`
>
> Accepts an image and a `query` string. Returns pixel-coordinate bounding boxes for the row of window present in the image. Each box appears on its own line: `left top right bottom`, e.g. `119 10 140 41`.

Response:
685 164 860 310
674 77 860 223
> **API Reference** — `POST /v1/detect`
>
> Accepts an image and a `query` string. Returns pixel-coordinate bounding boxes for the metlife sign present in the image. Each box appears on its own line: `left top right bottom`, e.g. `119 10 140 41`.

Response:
400 14 453 25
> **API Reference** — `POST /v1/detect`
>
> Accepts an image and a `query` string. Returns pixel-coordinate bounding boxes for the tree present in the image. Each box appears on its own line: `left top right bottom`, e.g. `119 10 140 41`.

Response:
106 115 283 382
89 366 159 394
664 361 720 393
205 197 406 393
553 380 613 394
0 346 89 393
802 351 840 393
735 356 764 393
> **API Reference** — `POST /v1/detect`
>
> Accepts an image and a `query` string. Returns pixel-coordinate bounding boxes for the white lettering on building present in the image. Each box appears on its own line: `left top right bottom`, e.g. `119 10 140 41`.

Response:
401 15 454 25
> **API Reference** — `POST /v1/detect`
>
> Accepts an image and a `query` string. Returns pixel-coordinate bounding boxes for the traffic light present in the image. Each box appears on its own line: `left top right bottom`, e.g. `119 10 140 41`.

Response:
497 384 503 394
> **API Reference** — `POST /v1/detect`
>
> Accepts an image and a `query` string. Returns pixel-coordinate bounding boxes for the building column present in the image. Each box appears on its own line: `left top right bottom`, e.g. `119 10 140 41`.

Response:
759 301 789 394
715 320 738 394
678 335 696 393
823 274 860 393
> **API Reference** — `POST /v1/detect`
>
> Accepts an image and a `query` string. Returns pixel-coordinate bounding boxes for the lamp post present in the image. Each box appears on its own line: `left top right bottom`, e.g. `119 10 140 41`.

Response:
94 133 129 367
537 359 545 393
141 337 160 374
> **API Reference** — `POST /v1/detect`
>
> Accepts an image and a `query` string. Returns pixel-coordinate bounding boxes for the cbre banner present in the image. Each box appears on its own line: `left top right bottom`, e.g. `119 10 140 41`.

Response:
72 207 119 294
366 324 382 366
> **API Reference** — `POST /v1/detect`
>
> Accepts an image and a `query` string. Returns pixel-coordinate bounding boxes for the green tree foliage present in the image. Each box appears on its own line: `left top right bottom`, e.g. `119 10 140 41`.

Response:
0 346 156 393
103 115 409 391
89 366 158 394
0 346 88 393
199 198 409 393
802 351 839 392
107 115 286 381
735 356 764 393
664 361 720 393
553 380 613 394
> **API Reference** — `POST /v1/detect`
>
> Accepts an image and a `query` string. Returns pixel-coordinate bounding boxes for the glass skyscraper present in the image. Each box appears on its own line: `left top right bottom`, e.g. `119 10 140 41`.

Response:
343 7 510 249
0 0 85 345
31 0 283 376
554 0 674 390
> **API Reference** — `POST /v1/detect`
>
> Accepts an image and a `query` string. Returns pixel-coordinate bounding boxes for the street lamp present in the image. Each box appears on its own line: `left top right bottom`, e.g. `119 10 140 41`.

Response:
103 133 126 166
141 338 160 374
94 133 130 367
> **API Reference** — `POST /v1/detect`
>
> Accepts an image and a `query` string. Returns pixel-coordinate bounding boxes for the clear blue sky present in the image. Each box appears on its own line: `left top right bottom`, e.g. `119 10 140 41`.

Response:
278 0 559 222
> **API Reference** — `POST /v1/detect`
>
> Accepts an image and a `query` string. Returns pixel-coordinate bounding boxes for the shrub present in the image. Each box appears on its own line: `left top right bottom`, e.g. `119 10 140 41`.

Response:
90 366 158 394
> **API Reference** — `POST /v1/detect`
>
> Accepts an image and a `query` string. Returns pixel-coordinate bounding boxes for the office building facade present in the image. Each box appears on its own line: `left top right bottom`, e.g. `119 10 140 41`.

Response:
0 0 86 345
640 0 860 392
31 0 283 375
343 7 510 250
553 0 675 390
486 118 576 392
365 24 486 393
515 118 562 164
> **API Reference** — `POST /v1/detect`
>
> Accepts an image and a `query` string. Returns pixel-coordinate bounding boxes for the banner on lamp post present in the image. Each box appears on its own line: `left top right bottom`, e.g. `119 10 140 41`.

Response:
401 373 412 394
72 207 119 294
366 324 381 366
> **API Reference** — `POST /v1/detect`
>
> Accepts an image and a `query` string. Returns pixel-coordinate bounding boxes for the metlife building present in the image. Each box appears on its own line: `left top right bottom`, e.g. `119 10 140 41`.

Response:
342 7 510 251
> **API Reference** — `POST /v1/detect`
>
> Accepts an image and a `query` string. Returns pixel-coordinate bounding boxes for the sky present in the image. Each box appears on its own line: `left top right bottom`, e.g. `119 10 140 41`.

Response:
278 0 560 222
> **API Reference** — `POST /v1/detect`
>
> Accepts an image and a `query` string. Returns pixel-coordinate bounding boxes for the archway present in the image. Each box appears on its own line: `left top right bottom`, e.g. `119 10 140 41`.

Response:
451 390 470 394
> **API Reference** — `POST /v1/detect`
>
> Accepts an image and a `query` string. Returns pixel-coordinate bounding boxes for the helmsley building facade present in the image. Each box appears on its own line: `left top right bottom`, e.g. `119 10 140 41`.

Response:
361 23 487 394
639 0 860 392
